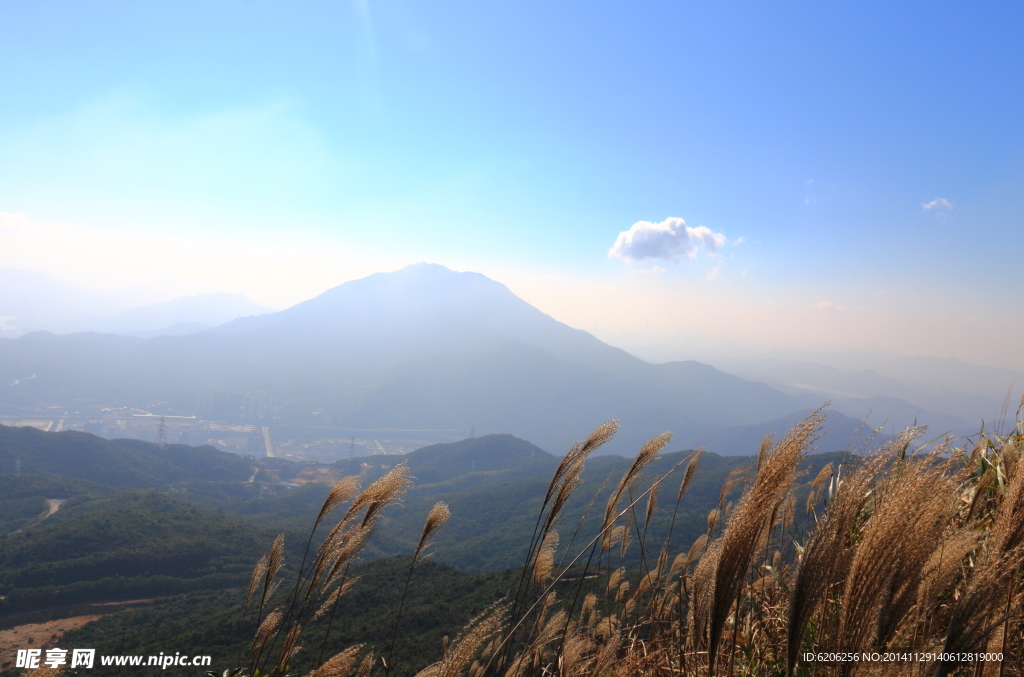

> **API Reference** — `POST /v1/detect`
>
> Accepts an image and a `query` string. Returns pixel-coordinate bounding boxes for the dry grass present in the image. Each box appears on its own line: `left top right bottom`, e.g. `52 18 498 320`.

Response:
241 405 1024 677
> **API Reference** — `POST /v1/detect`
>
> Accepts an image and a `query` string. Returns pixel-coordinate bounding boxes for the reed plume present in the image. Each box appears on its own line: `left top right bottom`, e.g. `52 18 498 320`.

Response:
533 530 558 585
602 432 670 536
315 477 362 531
415 502 452 561
416 604 506 677
304 644 364 677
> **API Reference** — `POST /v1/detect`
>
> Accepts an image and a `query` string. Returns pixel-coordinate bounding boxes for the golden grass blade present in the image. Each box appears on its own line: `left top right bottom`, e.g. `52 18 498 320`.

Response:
314 577 361 620
304 644 364 677
533 530 559 585
314 476 361 530
414 501 451 561
602 432 671 535
246 552 269 609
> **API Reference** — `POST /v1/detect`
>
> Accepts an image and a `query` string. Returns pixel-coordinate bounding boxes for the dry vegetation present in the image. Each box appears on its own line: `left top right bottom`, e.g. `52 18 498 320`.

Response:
235 404 1024 677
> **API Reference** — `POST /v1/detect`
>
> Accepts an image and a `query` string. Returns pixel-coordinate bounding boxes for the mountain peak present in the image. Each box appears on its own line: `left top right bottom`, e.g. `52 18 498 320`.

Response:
328 263 511 302
395 262 463 276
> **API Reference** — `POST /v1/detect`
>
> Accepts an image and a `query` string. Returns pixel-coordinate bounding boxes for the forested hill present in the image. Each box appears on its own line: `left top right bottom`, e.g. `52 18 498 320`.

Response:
0 491 274 616
0 426 279 617
332 433 555 487
0 424 255 488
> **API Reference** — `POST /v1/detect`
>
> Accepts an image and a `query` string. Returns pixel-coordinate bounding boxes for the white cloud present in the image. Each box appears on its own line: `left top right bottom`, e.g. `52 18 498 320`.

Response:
608 217 726 263
922 198 953 211
706 266 721 281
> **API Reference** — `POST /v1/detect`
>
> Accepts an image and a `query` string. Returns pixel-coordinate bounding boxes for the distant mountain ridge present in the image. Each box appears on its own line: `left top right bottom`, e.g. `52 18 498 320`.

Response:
1 263 844 454
715 352 1020 433
0 267 273 337
0 267 128 336
83 292 273 335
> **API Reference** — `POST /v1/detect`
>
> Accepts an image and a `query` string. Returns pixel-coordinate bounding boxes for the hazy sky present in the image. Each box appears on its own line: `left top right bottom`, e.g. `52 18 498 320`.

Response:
2 2 1023 369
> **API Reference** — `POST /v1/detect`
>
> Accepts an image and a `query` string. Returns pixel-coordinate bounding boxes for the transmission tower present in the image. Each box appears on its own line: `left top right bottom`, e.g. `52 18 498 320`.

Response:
156 416 167 449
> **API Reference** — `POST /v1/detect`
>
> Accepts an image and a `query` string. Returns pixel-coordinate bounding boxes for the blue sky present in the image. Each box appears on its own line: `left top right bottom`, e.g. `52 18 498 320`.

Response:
2 2 1023 368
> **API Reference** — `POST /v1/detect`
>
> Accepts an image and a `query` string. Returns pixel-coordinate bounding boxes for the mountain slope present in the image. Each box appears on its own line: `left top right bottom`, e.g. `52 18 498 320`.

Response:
0 490 277 616
0 428 293 617
214 264 793 419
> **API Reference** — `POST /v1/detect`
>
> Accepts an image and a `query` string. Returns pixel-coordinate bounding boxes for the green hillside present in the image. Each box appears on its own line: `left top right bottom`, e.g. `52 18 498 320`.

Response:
0 427 285 617
0 425 255 488
0 490 288 616
0 475 114 533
